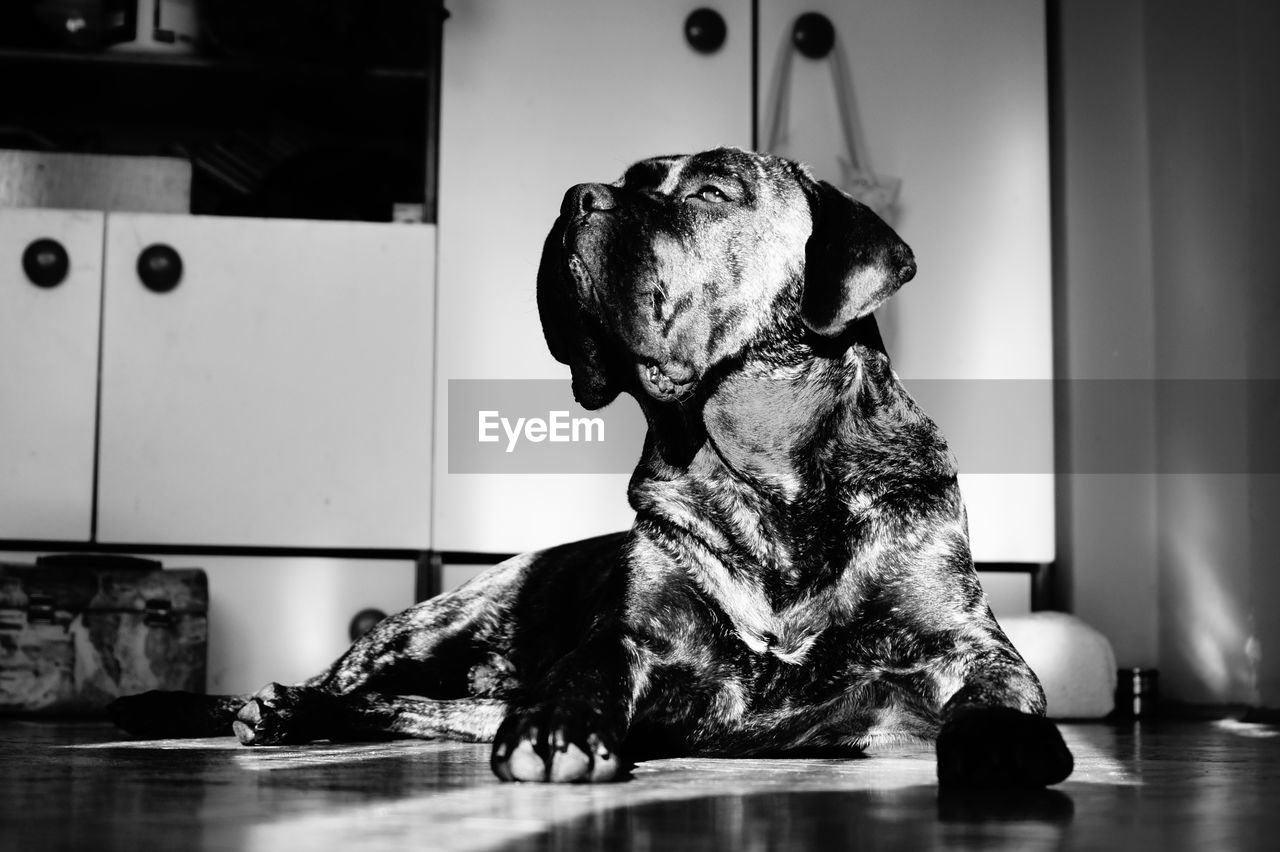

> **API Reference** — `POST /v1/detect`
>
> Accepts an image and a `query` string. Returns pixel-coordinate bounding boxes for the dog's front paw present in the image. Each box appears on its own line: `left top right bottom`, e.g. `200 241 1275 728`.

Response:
233 682 326 746
936 706 1073 788
490 703 625 783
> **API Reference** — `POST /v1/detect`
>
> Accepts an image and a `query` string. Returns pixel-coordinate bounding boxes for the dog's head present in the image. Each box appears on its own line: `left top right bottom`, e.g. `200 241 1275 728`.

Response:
537 148 916 409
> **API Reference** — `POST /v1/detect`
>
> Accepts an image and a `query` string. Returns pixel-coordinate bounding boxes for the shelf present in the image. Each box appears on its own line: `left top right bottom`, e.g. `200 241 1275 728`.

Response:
1 47 428 136
0 45 428 76
0 30 442 221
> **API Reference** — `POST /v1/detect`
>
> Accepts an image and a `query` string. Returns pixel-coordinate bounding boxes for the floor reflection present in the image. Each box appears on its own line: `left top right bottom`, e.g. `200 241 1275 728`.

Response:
499 787 1075 852
4 721 1280 851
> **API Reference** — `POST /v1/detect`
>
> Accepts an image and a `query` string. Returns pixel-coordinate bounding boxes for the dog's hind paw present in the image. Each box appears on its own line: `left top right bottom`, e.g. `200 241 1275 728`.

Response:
109 690 242 738
936 706 1074 788
491 704 626 783
233 682 328 746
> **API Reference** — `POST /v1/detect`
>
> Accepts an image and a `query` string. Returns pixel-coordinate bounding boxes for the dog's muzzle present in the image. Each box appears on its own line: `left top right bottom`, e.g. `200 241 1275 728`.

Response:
639 360 696 401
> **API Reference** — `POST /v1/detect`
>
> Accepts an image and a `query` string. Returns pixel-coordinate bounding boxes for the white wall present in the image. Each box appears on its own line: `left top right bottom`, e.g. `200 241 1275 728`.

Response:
1056 0 1280 707
1145 0 1279 706
1242 1 1280 710
1053 0 1159 671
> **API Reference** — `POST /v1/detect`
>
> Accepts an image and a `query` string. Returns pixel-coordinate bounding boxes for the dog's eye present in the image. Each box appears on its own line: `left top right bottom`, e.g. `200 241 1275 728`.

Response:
689 185 730 204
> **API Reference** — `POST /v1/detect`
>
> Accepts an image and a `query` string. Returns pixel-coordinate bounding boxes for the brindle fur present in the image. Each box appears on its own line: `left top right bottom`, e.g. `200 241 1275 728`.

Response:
111 149 1073 788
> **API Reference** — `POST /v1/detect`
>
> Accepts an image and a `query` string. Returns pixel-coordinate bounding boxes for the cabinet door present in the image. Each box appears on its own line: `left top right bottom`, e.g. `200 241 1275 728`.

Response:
97 215 435 549
435 0 752 553
0 209 103 541
759 0 1055 562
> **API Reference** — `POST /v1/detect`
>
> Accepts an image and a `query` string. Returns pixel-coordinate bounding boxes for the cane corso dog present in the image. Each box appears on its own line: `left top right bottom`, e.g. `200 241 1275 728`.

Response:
111 148 1073 788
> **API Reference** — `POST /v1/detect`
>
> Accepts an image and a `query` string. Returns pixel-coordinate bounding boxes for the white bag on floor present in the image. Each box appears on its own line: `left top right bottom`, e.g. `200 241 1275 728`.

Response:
1001 611 1118 719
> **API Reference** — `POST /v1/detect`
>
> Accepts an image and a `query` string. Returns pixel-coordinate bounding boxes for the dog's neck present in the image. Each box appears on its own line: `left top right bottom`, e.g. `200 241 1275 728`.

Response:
628 330 921 583
632 318 901 499
698 339 896 501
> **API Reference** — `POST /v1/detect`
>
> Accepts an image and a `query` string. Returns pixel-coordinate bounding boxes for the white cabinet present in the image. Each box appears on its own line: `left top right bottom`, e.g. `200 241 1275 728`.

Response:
1 210 436 551
97 215 435 549
0 209 104 541
434 1 1053 561
758 0 1055 563
435 1 1053 563
434 0 753 553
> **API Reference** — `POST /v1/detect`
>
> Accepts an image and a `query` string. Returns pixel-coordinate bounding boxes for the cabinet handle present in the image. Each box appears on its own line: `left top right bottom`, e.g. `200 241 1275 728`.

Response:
792 12 836 59
22 238 70 289
349 608 388 641
137 244 184 293
684 7 727 54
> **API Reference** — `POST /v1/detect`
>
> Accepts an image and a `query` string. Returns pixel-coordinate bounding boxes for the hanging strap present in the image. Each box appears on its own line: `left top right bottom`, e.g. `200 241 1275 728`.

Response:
763 23 902 226
763 28 871 173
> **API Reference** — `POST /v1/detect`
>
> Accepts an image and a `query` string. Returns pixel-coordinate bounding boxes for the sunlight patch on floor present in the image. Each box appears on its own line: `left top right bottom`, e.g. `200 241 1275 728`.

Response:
1213 719 1280 739
1061 726 1142 787
62 737 237 750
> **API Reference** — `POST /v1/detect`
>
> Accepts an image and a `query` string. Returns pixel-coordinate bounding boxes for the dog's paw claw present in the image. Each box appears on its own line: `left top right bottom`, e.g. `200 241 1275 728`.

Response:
491 706 625 783
936 706 1074 788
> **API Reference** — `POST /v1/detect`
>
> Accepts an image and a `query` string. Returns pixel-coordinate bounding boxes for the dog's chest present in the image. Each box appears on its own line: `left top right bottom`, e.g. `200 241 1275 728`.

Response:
693 560 834 665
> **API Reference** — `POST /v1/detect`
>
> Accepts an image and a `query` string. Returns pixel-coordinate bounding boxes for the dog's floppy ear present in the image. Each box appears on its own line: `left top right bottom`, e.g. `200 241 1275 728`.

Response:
536 219 621 410
800 179 917 337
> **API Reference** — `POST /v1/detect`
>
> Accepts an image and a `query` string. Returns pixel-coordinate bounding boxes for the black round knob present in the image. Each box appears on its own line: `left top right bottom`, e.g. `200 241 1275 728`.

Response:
349 608 388 641
137 244 183 293
22 238 70 288
792 12 836 59
685 7 727 54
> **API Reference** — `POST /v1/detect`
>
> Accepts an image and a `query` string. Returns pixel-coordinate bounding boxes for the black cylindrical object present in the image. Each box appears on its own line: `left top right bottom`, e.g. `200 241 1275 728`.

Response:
349 608 388 641
1115 667 1159 718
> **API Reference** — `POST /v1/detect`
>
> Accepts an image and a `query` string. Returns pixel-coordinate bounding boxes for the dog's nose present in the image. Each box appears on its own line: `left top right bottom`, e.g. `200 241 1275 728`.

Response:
891 242 917 284
563 183 616 219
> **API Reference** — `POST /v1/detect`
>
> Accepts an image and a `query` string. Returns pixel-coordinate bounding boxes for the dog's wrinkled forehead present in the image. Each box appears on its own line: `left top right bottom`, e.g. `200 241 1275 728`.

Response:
612 148 808 208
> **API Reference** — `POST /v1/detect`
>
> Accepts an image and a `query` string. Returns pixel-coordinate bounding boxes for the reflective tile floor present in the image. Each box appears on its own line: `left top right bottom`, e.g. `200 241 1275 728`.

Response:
1 717 1277 851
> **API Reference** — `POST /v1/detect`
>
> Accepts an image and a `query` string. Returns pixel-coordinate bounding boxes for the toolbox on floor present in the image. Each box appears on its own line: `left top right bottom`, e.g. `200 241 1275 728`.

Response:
0 554 207 715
